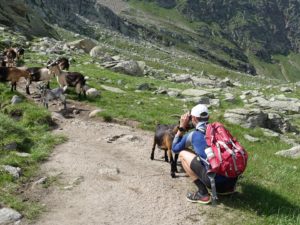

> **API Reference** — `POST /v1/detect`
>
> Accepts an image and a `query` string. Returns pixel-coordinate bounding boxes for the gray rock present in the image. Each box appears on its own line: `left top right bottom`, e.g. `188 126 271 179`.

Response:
90 46 104 58
266 113 294 133
196 96 210 104
167 90 180 97
11 95 22 104
209 99 220 107
86 88 100 97
112 55 121 61
100 85 126 94
173 74 194 84
224 108 268 128
224 93 235 102
280 87 293 92
2 165 21 179
219 78 234 88
275 145 300 159
137 83 152 91
68 39 97 53
244 134 260 142
181 89 211 97
155 87 168 95
261 128 280 137
112 60 145 76
3 142 17 151
89 109 103 118
0 208 22 224
15 152 31 157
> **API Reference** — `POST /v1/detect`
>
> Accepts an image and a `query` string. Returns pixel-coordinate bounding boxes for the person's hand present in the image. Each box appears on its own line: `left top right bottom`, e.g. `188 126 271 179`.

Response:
179 113 190 129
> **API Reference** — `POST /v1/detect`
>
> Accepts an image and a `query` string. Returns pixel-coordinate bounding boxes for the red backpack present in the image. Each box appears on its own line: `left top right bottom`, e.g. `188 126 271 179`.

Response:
205 122 248 178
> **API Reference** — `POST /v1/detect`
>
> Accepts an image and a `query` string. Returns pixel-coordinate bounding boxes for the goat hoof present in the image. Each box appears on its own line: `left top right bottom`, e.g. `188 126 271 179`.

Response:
150 155 154 160
171 172 176 178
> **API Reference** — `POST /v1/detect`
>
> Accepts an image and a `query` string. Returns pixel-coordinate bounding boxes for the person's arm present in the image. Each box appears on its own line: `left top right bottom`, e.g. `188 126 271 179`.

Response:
172 112 190 153
172 133 188 153
192 131 207 159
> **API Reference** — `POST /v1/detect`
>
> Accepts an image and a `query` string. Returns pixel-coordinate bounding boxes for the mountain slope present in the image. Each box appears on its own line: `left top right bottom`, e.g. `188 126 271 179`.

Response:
1 0 300 81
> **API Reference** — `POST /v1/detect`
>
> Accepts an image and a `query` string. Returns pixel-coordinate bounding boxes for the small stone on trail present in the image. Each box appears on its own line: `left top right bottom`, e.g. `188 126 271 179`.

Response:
89 109 102 118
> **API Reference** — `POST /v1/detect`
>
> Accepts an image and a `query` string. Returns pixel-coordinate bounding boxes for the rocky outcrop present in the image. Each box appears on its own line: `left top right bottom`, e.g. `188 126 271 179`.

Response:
180 0 300 57
68 39 97 53
276 145 300 159
0 208 22 224
112 61 145 76
0 0 58 38
224 108 296 134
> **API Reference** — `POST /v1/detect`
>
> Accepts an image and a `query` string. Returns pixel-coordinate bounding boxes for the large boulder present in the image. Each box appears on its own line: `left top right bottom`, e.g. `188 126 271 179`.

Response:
181 89 213 98
224 108 296 134
90 46 104 58
112 61 145 76
68 39 97 53
266 113 294 133
86 88 100 97
0 208 22 224
224 108 268 128
250 95 300 113
2 165 21 179
275 145 300 159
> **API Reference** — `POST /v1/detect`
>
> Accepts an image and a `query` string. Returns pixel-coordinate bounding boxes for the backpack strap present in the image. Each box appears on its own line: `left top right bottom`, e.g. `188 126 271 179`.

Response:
207 172 218 206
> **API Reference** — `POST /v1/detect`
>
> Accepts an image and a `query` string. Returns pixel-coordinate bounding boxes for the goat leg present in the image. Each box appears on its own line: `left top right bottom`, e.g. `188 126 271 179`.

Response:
150 138 156 160
174 153 179 173
164 150 169 162
25 79 31 95
170 153 179 178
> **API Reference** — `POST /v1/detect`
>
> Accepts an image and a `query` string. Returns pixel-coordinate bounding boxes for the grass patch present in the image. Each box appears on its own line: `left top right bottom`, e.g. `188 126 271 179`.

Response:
0 83 65 220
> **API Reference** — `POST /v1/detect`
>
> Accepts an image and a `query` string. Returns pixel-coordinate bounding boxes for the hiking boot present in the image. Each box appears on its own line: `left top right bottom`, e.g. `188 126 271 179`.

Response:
186 191 211 204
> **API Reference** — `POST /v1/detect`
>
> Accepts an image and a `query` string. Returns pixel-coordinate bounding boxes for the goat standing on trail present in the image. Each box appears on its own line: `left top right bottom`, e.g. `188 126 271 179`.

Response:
37 83 67 110
0 67 30 91
25 67 54 95
47 60 87 98
151 124 180 178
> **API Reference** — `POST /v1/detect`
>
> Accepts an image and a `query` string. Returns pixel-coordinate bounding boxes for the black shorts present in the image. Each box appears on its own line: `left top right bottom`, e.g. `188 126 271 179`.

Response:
190 156 238 193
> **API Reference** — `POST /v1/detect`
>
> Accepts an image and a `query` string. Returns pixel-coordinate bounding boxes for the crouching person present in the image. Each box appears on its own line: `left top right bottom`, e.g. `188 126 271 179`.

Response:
172 104 237 204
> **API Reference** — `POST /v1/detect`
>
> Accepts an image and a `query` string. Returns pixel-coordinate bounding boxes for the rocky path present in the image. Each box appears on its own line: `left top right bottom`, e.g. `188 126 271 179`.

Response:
19 99 208 225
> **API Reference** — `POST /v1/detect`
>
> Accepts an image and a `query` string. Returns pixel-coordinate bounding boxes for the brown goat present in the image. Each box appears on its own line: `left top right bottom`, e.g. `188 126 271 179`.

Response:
0 67 30 91
151 124 180 178
3 48 17 67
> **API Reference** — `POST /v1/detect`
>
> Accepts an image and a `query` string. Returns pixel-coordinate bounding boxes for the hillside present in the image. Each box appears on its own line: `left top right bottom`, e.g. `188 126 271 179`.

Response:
0 0 300 80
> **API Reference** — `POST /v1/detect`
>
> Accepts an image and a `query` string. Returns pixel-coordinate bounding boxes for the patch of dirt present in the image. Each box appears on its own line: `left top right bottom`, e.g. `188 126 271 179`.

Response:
17 81 211 225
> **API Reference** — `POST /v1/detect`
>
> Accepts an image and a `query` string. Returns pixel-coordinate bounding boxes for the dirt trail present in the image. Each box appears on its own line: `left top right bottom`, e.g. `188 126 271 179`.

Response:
17 89 209 225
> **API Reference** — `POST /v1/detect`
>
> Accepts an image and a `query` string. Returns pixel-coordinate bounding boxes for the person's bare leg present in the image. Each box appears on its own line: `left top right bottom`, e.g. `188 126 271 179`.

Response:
179 150 198 181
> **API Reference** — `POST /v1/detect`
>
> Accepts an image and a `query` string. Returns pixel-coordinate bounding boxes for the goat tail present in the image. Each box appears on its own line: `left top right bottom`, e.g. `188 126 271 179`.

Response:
84 76 89 80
